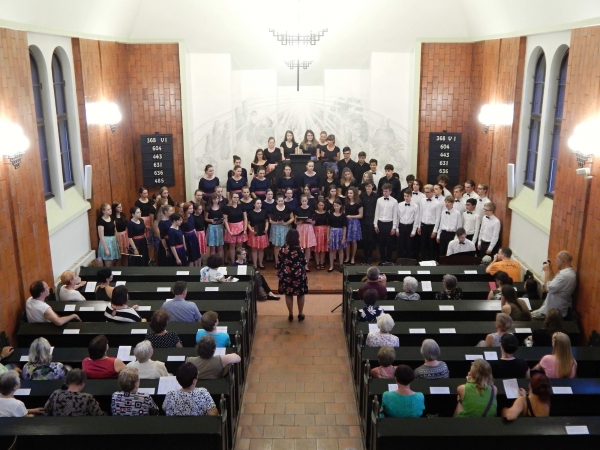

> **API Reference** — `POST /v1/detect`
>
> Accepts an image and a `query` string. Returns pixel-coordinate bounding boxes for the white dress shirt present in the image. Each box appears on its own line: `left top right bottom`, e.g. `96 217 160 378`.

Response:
453 197 466 215
462 210 482 242
371 171 383 188
418 197 442 227
447 238 476 256
442 187 452 198
434 207 463 235
374 196 398 229
411 191 425 203
464 191 480 200
397 201 420 234
432 195 444 205
478 214 501 249
475 196 490 217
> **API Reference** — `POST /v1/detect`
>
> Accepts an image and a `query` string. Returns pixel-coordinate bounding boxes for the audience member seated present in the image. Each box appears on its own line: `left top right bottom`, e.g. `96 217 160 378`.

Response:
58 270 87 301
365 313 399 348
435 274 463 300
489 334 530 379
145 310 183 348
126 340 169 379
25 280 81 326
195 311 231 347
500 285 531 321
414 339 449 380
0 371 43 417
370 346 396 379
530 309 564 347
394 276 420 301
380 365 425 418
200 255 229 282
22 337 67 381
358 289 383 323
479 313 513 347
104 285 145 323
82 335 126 379
533 332 577 378
358 267 387 300
501 372 551 420
485 247 522 281
0 346 15 375
186 335 241 379
95 268 114 300
111 367 160 416
44 369 106 416
487 271 513 300
531 251 577 319
160 280 202 322
522 278 541 300
454 359 497 418
163 362 219 416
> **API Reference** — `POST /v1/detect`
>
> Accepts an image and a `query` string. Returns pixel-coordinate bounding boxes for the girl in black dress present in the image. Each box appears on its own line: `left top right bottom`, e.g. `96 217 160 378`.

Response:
320 134 340 177
303 185 316 209
325 184 338 212
159 186 175 206
127 206 149 266
247 199 269 269
112 202 129 266
299 129 318 160
239 186 255 215
182 202 202 266
277 165 297 197
135 187 156 262
168 213 188 266
320 168 337 194
264 137 282 179
338 167 358 199
317 131 328 158
157 204 174 266
301 161 320 196
250 149 268 177
227 165 247 201
280 130 299 159
312 199 329 270
284 188 298 212
97 203 119 267
327 200 347 272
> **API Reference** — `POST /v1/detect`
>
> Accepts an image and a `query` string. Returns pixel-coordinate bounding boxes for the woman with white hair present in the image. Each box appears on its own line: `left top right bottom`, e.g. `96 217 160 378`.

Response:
365 313 399 347
395 276 420 301
414 339 449 379
0 371 44 416
111 367 159 416
58 270 86 301
22 337 67 380
126 340 169 379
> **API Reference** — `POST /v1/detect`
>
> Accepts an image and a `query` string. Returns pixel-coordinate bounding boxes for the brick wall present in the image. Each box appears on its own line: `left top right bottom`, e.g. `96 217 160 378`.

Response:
0 28 53 340
548 26 600 338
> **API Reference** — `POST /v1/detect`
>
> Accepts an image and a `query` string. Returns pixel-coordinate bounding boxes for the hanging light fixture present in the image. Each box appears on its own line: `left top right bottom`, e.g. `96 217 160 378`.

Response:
0 121 30 169
86 101 122 133
568 117 600 170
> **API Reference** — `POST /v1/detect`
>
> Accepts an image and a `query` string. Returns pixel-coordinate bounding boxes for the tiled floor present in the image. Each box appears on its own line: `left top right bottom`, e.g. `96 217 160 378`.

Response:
234 295 363 450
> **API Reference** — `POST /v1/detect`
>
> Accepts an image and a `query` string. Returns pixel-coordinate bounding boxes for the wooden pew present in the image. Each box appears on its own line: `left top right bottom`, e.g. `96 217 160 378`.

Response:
79 265 255 283
344 265 492 283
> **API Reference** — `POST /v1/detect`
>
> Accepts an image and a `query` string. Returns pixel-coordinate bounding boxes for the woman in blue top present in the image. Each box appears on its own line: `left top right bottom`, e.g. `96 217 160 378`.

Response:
198 164 220 204
380 365 425 418
300 161 320 196
277 165 297 197
168 213 188 266
195 311 231 347
226 165 247 201
250 167 270 200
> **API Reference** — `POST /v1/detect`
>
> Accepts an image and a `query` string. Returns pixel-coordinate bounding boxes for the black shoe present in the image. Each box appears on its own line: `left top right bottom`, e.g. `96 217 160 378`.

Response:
327 268 334 273
267 292 280 300
298 314 305 322
288 314 293 322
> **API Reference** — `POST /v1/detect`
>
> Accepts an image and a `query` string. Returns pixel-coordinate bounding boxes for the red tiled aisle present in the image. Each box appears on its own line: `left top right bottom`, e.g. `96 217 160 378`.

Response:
234 295 363 450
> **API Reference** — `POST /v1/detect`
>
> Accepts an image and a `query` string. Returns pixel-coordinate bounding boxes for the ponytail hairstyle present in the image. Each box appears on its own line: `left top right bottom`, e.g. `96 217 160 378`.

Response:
494 271 513 287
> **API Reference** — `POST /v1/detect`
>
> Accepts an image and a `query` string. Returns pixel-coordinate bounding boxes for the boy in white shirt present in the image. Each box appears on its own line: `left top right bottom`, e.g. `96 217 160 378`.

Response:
462 198 481 243
464 179 480 200
453 185 466 215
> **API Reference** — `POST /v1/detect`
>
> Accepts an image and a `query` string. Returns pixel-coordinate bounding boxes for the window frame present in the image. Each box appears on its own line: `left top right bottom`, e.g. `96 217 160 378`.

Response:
524 53 546 189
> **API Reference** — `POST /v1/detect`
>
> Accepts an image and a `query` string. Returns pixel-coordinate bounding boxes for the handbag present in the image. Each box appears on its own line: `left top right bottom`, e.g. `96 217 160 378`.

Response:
482 386 496 417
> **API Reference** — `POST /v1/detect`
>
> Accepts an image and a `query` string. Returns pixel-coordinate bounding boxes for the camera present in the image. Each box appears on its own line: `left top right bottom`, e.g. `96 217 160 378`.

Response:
543 260 551 265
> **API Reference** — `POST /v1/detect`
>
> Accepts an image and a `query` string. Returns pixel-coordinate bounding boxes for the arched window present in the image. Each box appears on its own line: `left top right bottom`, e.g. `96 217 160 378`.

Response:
547 50 568 196
52 51 73 188
30 52 52 198
524 53 546 187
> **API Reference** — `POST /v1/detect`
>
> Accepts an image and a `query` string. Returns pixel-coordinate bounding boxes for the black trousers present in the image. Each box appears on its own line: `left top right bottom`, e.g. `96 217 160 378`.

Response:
438 230 456 258
361 221 376 259
420 223 436 261
377 221 394 262
466 234 474 242
479 240 499 257
397 223 414 259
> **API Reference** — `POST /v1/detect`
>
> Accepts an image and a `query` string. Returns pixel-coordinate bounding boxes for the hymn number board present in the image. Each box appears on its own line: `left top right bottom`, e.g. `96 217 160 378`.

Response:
141 134 175 187
427 132 461 186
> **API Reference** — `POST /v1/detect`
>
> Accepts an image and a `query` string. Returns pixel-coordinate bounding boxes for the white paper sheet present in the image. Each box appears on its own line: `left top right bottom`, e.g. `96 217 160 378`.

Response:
464 270 478 274
552 386 573 394
230 278 239 282
566 426 589 435
157 287 171 292
115 281 127 286
176 271 190 275
519 298 531 310
421 281 432 291
237 266 247 275
137 306 151 311
380 305 395 311
214 348 226 356
216 326 228 333
409 328 426 334
388 384 397 392
439 305 454 311
465 355 483 360
430 387 450 394
398 271 411 275
205 287 219 291
484 352 498 360
79 307 95 312
63 329 80 334
157 376 182 395
419 261 437 266
167 355 185 361
165 298 173 302
20 355 29 362
417 271 431 275
137 388 155 395
64 304 76 311
515 328 532 333
386 287 395 292
14 389 31 396
368 324 379 334
503 379 520 399
117 346 132 361
439 328 456 334
112 271 122 276
84 282 97 293
131 329 147 334
218 267 228 275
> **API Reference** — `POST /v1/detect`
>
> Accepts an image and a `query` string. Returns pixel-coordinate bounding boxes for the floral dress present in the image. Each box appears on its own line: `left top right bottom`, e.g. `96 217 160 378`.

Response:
276 245 308 296
22 362 67 380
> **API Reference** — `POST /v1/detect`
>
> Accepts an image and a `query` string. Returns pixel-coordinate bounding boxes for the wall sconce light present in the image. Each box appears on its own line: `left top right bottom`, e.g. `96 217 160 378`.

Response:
86 101 122 133
478 104 514 134
0 121 30 169
568 117 600 172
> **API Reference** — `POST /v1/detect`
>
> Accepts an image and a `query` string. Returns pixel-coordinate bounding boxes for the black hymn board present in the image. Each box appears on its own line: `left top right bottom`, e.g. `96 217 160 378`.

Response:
427 132 461 186
141 134 175 187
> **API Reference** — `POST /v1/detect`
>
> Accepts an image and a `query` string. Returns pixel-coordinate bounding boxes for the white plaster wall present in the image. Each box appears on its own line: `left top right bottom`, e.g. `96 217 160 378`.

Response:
510 211 550 277
50 210 92 280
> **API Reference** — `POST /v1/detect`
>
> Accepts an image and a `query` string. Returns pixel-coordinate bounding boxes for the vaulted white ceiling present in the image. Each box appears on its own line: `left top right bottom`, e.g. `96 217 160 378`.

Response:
2 0 600 84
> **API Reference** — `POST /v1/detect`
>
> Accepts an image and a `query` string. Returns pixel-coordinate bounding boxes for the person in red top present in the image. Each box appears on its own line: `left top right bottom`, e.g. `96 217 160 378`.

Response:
358 267 388 300
82 335 126 379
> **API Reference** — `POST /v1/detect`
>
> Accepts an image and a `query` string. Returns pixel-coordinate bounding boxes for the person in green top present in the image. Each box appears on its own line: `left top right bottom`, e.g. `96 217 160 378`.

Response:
455 358 497 417
380 365 425 418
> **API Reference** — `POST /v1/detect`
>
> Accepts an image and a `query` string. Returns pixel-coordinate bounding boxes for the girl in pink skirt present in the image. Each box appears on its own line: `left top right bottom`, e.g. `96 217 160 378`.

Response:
224 192 248 265
193 202 207 256
247 199 270 269
312 199 329 270
295 194 316 272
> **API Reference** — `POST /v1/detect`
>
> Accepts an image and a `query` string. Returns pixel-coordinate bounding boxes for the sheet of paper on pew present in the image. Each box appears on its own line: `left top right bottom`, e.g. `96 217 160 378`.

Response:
439 305 454 311
503 379 519 399
380 305 394 311
464 270 478 274
63 329 80 334
21 347 54 361
439 328 456 334
157 287 171 292
64 304 76 311
237 265 247 275
409 328 426 334
566 426 589 435
519 298 532 310
417 271 431 275
216 326 228 333
419 261 437 266
368 324 379 334
112 271 122 276
14 389 31 396
137 306 151 311
176 271 190 275
430 387 450 394
515 328 532 333
465 355 483 360
117 346 135 362
167 355 185 361
386 287 395 292
206 287 219 291
158 376 182 394
421 281 432 291
115 281 126 286
214 348 226 356
79 307 95 312
218 267 227 275
138 388 156 395
388 384 397 392
85 282 97 293
484 351 498 360
398 271 411 274
131 329 147 334
552 386 573 394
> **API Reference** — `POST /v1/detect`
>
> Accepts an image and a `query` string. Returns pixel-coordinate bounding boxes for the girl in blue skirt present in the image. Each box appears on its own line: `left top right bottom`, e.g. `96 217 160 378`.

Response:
269 194 295 258
205 192 225 260
344 187 363 265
